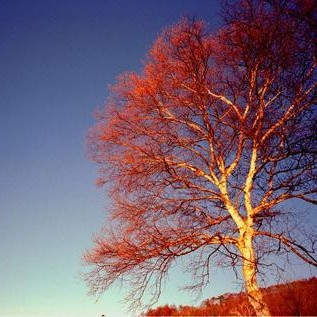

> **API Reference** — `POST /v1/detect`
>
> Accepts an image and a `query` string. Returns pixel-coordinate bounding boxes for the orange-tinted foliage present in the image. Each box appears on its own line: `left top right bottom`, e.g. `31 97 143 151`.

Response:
144 277 317 316
84 0 317 312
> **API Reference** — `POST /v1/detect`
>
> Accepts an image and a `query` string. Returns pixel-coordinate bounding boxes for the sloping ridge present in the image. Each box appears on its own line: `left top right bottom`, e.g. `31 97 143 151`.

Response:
144 277 317 316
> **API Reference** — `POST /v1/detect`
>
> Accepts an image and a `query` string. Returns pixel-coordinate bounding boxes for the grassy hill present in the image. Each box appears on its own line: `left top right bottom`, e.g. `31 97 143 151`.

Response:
143 277 317 316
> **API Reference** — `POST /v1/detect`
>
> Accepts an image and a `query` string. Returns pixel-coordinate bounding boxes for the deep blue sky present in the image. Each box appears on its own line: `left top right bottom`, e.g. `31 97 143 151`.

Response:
0 1 222 316
0 1 316 317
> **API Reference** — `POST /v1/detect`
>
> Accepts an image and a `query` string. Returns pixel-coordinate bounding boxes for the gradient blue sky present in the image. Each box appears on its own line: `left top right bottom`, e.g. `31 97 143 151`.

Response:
0 1 316 317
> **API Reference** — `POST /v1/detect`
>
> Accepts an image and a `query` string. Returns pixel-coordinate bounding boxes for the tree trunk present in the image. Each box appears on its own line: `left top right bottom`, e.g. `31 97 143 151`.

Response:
238 228 271 316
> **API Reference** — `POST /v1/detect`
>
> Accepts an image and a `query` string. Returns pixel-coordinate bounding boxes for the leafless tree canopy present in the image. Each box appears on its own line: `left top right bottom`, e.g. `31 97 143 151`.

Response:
84 0 316 314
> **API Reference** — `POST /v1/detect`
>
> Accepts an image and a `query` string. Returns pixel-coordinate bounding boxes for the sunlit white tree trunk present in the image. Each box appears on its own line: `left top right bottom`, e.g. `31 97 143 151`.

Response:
238 226 271 315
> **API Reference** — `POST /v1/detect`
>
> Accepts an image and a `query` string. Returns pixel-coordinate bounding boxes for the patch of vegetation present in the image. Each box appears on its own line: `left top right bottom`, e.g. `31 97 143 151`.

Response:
143 277 317 316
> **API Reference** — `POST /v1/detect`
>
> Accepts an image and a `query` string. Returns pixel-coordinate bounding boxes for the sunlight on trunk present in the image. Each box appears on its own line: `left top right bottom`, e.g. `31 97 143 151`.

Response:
239 229 271 316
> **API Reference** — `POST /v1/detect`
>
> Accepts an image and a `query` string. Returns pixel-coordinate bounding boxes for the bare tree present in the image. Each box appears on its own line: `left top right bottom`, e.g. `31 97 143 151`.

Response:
84 0 317 315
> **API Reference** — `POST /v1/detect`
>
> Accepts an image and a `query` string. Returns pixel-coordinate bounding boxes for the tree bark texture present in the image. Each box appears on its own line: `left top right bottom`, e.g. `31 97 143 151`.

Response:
239 227 271 316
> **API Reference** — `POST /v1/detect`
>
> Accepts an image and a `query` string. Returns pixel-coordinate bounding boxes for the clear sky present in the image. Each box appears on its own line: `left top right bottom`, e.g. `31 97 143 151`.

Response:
0 1 316 317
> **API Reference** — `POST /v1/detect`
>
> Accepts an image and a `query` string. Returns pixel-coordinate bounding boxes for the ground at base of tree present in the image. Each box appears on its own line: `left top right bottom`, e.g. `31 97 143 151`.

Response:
143 277 317 316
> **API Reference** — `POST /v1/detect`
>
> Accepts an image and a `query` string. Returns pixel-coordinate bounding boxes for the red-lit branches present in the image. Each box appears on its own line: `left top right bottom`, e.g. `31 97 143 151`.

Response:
85 1 316 315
